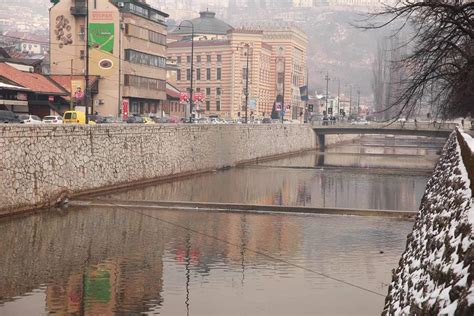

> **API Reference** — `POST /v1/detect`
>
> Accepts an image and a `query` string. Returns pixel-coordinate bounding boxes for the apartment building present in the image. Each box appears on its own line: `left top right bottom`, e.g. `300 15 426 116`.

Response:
49 0 168 117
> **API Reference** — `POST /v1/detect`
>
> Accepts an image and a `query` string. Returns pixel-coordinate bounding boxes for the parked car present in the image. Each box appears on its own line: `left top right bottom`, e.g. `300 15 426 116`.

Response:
0 110 21 123
126 115 144 124
262 118 272 124
43 115 63 124
88 114 103 124
18 114 43 124
143 117 155 124
63 111 86 124
100 116 120 123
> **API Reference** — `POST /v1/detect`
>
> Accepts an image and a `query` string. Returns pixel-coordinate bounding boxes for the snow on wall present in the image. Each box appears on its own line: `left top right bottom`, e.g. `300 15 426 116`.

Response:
382 132 474 315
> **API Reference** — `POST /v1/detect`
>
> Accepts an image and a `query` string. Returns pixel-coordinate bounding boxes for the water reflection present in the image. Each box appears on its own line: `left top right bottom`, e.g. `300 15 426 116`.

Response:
0 135 443 315
0 207 413 315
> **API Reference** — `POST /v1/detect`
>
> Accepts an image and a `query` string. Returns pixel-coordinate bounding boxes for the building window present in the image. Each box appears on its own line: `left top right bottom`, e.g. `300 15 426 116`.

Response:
196 87 201 92
206 87 211 95
148 30 166 45
206 68 211 80
124 49 166 68
197 55 201 63
216 87 221 95
187 55 191 63
207 55 211 62
196 68 201 80
186 69 191 80
206 101 210 111
79 25 85 41
217 54 222 62
177 69 181 81
177 56 181 64
124 75 165 91
80 50 85 60
216 68 221 80
216 100 221 111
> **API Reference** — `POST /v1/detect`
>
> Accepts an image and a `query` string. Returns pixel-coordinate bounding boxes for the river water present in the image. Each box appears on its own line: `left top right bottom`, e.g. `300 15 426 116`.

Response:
0 135 444 315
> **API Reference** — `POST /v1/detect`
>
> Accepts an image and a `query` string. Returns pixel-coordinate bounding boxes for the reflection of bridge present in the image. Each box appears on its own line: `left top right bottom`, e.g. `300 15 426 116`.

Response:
312 122 454 150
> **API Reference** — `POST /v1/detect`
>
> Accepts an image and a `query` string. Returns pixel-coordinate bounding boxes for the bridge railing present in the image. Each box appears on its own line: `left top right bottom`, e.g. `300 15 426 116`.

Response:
311 120 457 130
456 128 474 192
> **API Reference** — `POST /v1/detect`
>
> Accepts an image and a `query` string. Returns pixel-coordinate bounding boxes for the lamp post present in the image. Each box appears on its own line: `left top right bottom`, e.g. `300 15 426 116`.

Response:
84 0 90 123
178 20 195 122
357 88 361 118
325 72 330 115
244 44 250 124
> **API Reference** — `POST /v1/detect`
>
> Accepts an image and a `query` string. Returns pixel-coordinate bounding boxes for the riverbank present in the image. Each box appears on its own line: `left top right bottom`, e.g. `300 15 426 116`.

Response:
382 131 474 314
1 124 322 216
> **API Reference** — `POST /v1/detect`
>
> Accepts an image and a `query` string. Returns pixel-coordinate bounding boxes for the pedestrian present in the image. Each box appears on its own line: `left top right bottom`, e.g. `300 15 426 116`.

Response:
414 118 418 128
461 118 464 128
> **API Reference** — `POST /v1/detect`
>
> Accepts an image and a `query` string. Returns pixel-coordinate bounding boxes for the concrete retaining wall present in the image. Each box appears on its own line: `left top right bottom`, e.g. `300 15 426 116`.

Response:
0 124 316 215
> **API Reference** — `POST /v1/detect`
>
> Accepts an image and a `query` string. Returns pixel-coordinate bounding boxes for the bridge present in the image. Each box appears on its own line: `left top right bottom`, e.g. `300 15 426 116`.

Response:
312 122 455 150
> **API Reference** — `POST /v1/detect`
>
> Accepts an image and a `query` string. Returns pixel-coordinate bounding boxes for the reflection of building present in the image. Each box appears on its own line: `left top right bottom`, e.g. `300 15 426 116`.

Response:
49 0 169 117
168 11 307 119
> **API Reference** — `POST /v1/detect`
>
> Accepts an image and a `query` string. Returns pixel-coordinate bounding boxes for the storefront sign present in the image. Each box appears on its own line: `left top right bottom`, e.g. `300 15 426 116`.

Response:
122 98 129 120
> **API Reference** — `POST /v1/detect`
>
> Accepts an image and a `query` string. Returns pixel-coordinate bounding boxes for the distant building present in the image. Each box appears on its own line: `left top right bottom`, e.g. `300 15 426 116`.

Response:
167 11 307 119
49 0 169 118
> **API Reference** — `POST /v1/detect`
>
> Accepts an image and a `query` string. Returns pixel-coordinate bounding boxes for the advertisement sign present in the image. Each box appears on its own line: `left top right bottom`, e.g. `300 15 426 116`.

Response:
122 98 129 120
180 92 189 102
89 11 117 77
193 92 204 102
300 86 308 101
275 102 282 111
17 92 28 101
248 98 257 110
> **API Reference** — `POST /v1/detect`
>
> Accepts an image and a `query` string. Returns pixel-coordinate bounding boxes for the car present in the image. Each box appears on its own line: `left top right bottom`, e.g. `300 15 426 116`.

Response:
100 116 121 123
262 118 272 124
0 110 21 123
88 114 103 124
63 111 86 124
126 115 144 124
143 117 155 124
43 115 63 124
397 118 407 123
18 114 43 124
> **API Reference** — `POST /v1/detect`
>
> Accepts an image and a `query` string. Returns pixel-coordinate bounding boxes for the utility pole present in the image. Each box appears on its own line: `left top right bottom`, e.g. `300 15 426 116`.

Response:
357 89 361 117
336 78 340 117
244 44 250 124
349 84 353 117
84 0 90 123
178 21 195 122
325 72 330 115
70 59 73 110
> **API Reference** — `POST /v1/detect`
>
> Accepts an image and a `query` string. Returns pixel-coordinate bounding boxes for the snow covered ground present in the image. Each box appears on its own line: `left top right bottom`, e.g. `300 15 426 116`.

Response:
382 132 473 315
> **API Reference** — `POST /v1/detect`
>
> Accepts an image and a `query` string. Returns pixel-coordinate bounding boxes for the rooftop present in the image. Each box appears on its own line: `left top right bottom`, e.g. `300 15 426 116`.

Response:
0 63 66 95
172 11 234 36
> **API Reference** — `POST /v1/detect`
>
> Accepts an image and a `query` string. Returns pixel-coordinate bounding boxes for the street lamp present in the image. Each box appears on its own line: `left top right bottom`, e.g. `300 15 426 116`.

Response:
244 43 250 124
178 20 195 122
325 72 330 115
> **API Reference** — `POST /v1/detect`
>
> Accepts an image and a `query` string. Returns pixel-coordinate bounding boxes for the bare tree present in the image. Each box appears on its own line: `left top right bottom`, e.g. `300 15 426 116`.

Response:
363 0 474 120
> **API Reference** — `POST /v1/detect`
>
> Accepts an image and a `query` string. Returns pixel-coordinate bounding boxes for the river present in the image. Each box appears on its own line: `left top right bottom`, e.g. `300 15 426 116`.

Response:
0 135 444 315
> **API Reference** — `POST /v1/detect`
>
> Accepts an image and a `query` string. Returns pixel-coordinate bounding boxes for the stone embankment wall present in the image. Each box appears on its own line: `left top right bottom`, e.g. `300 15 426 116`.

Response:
0 124 316 215
383 131 473 315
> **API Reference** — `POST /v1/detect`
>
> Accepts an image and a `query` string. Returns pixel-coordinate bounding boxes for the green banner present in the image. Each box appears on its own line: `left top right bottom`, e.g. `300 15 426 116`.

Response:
89 23 114 54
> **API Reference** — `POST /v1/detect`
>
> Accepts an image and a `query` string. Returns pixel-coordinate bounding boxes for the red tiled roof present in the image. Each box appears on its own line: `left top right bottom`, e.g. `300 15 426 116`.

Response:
0 63 67 95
